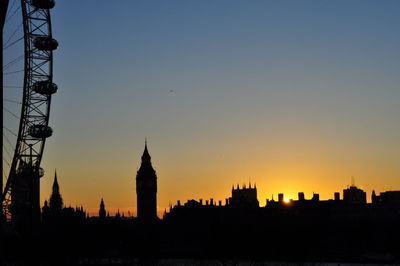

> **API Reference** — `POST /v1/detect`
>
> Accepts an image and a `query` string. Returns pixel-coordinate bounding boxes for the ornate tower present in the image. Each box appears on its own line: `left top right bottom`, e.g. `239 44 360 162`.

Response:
99 198 106 219
136 141 157 221
49 170 63 212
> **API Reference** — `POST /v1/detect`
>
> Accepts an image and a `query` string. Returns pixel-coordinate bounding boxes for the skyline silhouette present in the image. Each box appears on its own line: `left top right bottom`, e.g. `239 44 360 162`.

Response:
42 141 397 218
2 1 400 264
11 154 399 264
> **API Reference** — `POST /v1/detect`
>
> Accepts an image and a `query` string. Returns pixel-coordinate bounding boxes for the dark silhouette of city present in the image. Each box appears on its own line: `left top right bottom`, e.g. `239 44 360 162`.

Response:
1 143 399 265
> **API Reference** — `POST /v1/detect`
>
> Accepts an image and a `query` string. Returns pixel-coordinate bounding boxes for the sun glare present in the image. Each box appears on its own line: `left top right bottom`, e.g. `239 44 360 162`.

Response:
284 198 290 203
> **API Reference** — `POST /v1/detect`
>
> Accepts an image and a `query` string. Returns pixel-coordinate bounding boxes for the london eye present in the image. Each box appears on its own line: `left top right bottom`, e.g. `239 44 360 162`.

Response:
1 0 57 225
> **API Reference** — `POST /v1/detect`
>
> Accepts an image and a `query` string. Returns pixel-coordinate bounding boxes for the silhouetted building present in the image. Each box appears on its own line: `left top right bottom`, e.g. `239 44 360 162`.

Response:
229 183 259 208
34 177 400 263
99 198 106 219
62 205 86 222
42 171 86 224
372 190 400 205
49 170 63 212
343 185 366 204
136 141 157 221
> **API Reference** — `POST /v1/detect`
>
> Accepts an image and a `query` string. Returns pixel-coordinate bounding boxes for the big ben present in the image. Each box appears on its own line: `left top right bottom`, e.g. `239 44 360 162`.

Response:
136 141 157 221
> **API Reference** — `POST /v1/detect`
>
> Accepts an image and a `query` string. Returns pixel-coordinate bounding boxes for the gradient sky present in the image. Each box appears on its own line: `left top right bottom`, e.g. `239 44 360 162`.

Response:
7 1 400 216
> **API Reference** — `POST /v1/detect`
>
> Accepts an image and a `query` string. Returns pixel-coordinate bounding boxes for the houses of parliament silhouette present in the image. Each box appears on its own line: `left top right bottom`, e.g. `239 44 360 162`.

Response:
2 142 400 265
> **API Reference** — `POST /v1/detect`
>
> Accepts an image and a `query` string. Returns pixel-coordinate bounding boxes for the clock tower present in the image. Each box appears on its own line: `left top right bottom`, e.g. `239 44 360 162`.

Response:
136 141 157 221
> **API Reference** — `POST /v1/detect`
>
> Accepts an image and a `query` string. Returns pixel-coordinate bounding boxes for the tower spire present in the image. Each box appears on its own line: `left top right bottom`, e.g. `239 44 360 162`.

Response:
99 198 106 219
49 169 63 212
52 169 59 194
141 139 151 162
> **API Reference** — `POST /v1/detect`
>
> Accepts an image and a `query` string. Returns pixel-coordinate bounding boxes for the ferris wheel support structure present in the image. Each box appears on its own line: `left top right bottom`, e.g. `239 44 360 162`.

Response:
1 0 57 229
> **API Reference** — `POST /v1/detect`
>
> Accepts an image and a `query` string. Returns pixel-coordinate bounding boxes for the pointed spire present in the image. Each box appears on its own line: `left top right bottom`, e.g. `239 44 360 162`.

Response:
141 139 151 162
99 198 106 218
54 169 58 184
52 169 59 194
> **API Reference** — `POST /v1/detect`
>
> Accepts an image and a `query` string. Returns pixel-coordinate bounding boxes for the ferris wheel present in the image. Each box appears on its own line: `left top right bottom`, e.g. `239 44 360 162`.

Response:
1 0 57 223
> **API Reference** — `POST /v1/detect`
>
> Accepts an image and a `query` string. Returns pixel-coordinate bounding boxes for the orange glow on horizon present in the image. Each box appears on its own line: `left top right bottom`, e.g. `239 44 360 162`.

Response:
283 198 291 203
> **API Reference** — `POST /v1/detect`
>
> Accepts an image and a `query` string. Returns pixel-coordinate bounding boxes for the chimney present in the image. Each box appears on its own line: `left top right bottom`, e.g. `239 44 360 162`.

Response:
210 199 214 206
177 200 181 206
199 199 203 205
206 200 209 206
218 200 222 206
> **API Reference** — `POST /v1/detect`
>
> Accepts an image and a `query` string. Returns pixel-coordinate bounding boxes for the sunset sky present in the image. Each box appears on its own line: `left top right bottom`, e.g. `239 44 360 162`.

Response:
13 1 399 216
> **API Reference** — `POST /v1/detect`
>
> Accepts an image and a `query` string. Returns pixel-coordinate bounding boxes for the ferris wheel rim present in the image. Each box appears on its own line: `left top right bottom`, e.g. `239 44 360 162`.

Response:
2 0 57 220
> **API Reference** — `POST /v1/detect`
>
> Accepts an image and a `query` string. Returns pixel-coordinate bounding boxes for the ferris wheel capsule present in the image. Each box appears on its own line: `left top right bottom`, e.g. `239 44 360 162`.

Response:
28 125 53 139
32 81 58 95
33 167 45 178
33 37 58 51
30 0 56 9
16 164 44 178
